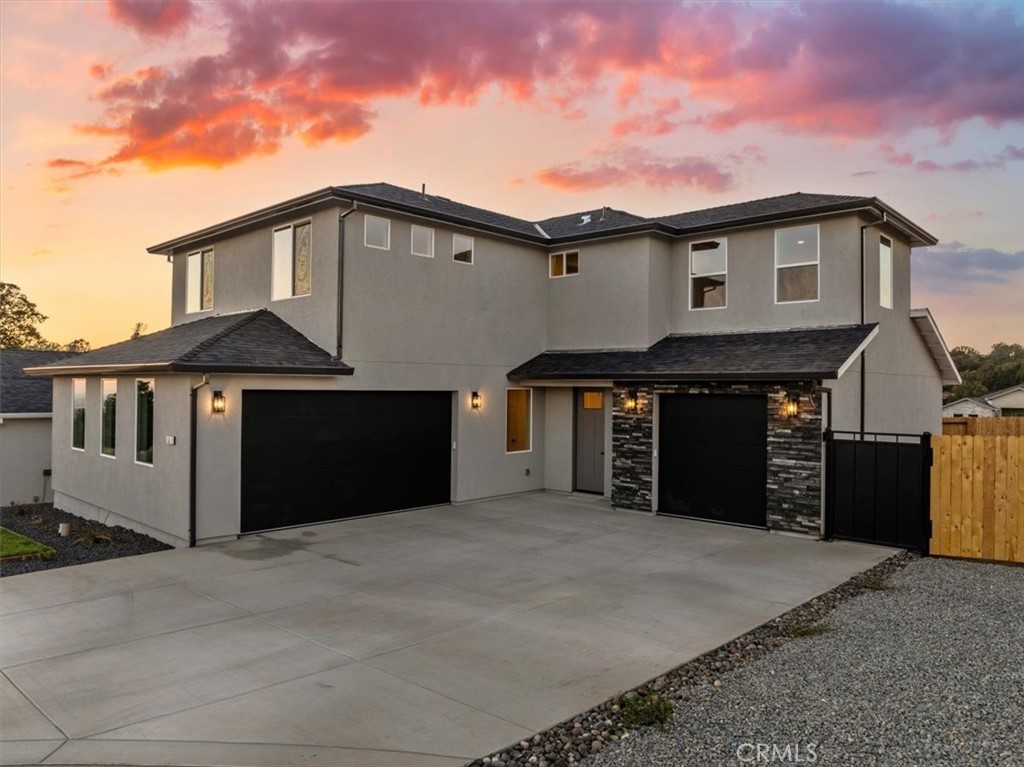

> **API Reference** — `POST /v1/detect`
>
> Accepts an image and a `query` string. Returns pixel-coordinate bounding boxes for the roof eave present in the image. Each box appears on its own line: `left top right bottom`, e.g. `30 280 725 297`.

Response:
509 370 835 382
25 361 354 377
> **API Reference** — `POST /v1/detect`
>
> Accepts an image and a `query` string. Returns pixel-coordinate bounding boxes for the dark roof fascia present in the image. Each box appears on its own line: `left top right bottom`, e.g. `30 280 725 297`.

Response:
544 221 677 248
25 362 353 377
511 370 834 382
148 188 343 255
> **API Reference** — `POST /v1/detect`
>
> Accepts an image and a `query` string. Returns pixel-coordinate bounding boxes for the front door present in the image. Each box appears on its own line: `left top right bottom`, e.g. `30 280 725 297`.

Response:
575 389 605 493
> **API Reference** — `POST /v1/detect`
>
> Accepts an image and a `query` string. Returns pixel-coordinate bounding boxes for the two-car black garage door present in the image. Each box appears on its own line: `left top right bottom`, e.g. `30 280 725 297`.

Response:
241 391 451 533
658 393 768 527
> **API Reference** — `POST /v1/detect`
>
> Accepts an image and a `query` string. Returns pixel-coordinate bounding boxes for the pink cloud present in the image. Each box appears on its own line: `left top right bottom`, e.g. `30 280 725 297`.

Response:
537 145 735 193
107 0 194 37
54 1 1023 176
880 143 1024 173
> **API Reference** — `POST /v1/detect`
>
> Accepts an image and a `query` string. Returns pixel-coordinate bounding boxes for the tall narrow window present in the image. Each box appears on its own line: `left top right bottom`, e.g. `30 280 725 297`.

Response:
135 379 154 465
879 235 893 309
690 239 727 309
101 379 116 457
364 215 390 250
549 251 580 278
506 388 532 453
453 234 474 264
72 378 85 450
272 221 312 300
186 249 214 313
411 225 434 257
775 224 819 303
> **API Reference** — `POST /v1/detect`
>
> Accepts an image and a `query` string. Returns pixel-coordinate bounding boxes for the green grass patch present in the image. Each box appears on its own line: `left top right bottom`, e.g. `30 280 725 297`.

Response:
0 527 56 561
857 574 891 591
619 694 674 730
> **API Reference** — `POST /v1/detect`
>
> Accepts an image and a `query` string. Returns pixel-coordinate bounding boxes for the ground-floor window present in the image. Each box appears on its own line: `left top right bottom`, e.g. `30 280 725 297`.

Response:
101 379 117 457
135 379 154 465
506 388 532 453
71 378 86 450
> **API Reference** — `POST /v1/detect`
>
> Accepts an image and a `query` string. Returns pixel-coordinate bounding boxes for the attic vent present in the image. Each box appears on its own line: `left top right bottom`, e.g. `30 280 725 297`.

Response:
580 214 591 225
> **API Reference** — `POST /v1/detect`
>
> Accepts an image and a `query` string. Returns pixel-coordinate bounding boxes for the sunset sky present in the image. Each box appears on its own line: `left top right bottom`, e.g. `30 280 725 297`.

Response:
2 0 1022 352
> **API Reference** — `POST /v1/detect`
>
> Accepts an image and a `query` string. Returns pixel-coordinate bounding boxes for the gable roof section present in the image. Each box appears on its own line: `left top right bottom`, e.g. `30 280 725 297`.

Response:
509 324 878 382
909 308 961 385
983 383 1024 404
24 311 353 377
0 350 68 414
942 397 998 412
147 185 937 255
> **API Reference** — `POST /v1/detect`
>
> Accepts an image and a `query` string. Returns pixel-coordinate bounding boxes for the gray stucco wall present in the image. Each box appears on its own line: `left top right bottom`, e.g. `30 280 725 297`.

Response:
170 207 341 354
50 375 192 545
543 388 573 493
0 417 53 506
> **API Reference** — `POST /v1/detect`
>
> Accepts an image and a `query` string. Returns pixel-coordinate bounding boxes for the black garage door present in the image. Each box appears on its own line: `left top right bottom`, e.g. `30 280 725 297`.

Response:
658 393 767 527
241 391 452 533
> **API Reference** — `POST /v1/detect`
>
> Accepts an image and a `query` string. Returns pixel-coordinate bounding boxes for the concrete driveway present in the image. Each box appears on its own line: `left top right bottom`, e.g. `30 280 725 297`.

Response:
1 493 890 766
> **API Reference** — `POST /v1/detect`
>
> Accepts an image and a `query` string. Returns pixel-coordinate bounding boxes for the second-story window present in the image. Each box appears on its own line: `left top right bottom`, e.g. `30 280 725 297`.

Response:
550 251 580 278
775 224 819 303
365 215 390 250
453 234 474 264
690 239 727 309
272 221 312 300
411 225 434 257
186 248 214 313
879 235 893 309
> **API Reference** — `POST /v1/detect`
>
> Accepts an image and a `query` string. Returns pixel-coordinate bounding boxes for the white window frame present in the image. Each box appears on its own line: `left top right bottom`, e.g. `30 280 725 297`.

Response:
411 225 434 258
100 378 116 459
71 378 86 452
134 378 154 467
453 233 474 265
186 248 214 314
688 238 728 311
364 215 391 251
272 219 313 301
549 251 580 278
879 235 893 309
505 387 533 454
774 223 820 304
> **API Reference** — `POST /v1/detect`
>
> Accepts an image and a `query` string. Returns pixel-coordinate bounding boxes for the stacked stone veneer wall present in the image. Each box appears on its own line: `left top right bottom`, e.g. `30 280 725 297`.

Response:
610 381 822 536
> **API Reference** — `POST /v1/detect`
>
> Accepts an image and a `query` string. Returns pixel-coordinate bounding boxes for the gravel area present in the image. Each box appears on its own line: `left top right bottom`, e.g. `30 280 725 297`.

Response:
0 503 171 576
583 557 1024 767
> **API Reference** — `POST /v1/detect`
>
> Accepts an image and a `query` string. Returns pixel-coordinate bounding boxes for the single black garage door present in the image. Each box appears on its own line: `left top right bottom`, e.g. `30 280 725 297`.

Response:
658 393 767 527
241 390 452 533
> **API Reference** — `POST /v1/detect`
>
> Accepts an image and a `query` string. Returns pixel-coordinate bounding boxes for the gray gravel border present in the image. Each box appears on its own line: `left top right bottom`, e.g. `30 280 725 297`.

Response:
583 556 1024 767
469 551 919 767
1 503 171 576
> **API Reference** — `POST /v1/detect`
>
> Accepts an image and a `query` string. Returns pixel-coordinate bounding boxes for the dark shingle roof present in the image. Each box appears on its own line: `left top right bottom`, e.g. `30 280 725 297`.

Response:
25 311 352 377
656 193 873 232
535 207 648 238
0 350 69 413
508 324 878 381
339 183 540 238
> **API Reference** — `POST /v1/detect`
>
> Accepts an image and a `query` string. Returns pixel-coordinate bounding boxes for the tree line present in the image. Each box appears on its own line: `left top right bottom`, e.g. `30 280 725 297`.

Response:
948 343 1024 401
0 283 91 353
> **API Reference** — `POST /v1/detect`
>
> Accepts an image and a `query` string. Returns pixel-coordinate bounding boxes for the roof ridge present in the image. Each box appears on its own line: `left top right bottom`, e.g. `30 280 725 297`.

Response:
177 310 265 363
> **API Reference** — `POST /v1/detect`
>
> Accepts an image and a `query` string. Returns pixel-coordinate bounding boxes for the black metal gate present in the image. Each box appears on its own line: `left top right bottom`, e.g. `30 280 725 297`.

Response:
824 429 932 553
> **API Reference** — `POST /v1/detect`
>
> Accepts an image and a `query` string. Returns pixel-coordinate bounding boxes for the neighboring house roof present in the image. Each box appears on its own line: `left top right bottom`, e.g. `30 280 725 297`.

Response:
147 184 938 255
909 308 961 385
508 324 878 382
24 311 353 377
0 350 68 414
942 397 998 413
983 383 1024 404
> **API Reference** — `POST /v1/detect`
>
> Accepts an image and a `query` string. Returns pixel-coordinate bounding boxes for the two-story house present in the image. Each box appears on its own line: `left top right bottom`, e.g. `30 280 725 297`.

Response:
28 184 959 546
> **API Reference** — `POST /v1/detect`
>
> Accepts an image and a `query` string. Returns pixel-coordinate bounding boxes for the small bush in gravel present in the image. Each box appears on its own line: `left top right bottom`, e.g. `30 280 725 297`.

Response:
856 573 891 591
618 694 673 730
784 620 831 638
74 526 115 546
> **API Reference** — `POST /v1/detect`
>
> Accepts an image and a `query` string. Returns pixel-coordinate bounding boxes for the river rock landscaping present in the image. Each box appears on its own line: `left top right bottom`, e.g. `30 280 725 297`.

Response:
0 503 170 576
470 552 1024 767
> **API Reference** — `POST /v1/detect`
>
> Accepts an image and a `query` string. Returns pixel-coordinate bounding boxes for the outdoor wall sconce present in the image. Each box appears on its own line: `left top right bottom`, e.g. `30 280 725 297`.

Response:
471 391 482 410
211 391 226 414
623 389 639 414
782 392 800 418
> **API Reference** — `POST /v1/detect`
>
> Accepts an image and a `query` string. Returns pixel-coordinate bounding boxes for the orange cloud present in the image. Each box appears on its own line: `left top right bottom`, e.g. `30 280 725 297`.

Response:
537 145 736 193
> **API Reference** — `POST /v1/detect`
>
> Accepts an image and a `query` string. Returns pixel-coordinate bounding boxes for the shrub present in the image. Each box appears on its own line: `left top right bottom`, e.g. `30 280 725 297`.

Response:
619 694 674 730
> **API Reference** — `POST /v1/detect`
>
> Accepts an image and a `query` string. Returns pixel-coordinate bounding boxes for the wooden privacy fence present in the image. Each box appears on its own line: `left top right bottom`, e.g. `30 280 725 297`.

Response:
942 417 1024 437
930 435 1023 563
